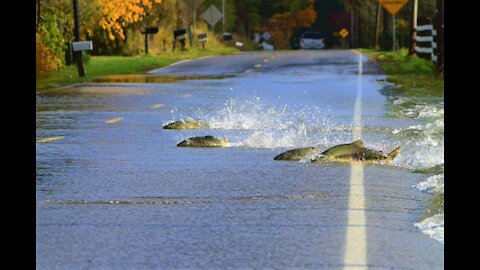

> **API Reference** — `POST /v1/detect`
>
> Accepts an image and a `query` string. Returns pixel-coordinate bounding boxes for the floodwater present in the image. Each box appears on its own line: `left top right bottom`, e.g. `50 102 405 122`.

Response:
36 50 444 269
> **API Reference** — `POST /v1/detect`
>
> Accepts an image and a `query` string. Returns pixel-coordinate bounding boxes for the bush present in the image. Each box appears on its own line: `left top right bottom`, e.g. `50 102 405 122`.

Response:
82 51 91 65
36 34 62 79
38 12 66 60
36 11 66 79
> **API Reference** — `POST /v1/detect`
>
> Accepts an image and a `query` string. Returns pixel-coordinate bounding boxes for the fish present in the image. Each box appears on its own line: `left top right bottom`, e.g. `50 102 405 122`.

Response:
274 147 319 161
163 119 209 129
311 140 400 163
177 135 228 147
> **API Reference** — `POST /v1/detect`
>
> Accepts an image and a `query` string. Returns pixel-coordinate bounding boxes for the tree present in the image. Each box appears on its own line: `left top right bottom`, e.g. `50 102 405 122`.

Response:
231 0 316 48
97 0 163 40
266 1 317 49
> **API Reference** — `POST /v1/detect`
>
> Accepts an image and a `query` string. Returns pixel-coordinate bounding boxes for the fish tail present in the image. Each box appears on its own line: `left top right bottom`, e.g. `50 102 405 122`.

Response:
387 147 401 160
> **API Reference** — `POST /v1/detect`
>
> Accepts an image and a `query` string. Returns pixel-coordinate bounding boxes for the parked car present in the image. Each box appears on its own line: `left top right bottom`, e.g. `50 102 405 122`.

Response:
299 31 325 49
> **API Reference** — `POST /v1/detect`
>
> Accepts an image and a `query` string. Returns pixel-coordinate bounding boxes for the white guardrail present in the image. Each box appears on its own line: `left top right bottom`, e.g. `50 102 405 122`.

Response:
414 24 438 62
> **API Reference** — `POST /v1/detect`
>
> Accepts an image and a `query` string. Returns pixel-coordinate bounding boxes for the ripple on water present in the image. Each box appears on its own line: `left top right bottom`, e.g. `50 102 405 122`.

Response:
415 213 444 244
387 96 444 244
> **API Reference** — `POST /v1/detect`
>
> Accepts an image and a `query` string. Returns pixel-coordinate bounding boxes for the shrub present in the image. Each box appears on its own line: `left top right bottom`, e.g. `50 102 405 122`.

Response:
36 34 62 79
38 12 67 60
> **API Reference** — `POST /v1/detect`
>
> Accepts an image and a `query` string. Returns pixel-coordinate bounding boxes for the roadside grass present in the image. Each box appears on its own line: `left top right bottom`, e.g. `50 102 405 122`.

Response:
36 47 240 92
359 48 444 97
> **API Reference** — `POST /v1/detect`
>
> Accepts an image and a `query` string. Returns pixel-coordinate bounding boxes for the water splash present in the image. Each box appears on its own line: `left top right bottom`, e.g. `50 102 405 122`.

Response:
194 95 444 173
389 97 444 171
414 174 444 195
415 213 444 244
388 96 445 245
199 98 356 149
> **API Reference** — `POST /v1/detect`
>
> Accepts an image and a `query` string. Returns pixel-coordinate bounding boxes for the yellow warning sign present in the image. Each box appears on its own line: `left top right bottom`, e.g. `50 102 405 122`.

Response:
378 0 410 16
339 28 349 38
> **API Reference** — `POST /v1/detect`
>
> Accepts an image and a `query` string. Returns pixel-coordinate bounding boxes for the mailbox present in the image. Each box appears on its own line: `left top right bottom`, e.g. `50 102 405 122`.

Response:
174 29 187 40
173 29 187 51
141 26 159 34
72 41 93 52
223 33 232 41
198 33 208 44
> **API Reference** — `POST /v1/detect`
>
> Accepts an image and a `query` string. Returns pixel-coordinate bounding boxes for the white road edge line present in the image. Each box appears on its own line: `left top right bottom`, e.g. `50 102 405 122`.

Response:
146 59 192 74
343 50 368 269
146 55 214 74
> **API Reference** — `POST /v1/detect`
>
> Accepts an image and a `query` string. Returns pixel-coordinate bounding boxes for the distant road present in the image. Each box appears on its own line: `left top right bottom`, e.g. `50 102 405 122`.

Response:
148 50 382 77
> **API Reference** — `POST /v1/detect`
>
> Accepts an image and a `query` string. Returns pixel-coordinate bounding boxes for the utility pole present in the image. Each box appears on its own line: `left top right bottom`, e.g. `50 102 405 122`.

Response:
393 15 396 51
36 0 43 32
435 0 444 75
145 34 149 54
374 2 381 49
72 0 85 77
350 10 354 48
408 0 418 55
193 0 196 48
382 8 389 50
222 0 226 33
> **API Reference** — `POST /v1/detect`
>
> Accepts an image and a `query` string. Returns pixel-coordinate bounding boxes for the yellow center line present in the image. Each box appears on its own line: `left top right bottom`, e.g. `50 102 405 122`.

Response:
151 103 165 109
105 117 124 124
37 136 65 143
254 64 262 68
343 50 368 269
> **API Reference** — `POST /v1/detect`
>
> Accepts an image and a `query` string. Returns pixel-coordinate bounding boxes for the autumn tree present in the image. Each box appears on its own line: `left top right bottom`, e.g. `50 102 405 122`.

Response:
265 1 317 49
98 0 163 41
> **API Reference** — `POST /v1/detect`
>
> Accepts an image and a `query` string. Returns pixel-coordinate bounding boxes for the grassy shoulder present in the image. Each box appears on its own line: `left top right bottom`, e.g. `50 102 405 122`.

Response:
359 48 444 97
36 47 240 92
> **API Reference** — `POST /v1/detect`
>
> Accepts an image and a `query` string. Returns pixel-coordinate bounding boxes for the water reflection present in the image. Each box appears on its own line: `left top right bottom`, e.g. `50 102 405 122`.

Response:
93 74 232 83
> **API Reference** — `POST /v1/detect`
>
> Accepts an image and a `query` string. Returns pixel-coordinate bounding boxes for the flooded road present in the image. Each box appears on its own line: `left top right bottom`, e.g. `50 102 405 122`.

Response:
37 50 444 269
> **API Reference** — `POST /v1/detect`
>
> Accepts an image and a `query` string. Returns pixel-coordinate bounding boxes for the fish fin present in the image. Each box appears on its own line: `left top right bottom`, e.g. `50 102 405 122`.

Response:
351 140 364 147
311 156 325 163
387 147 401 160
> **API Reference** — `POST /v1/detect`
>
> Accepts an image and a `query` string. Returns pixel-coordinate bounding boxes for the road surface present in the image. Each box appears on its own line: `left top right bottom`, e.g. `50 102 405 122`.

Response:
37 50 444 269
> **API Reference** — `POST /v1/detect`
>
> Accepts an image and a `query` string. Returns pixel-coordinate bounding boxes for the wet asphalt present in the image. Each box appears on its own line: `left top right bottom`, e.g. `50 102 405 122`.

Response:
36 50 443 269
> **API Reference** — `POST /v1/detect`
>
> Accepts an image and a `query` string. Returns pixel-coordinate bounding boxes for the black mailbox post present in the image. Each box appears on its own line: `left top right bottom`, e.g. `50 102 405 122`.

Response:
173 29 187 51
141 26 159 54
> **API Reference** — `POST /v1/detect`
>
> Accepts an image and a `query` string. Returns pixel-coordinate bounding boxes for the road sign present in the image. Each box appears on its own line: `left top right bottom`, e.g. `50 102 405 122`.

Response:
339 28 349 38
184 0 204 10
201 4 223 28
378 0 410 16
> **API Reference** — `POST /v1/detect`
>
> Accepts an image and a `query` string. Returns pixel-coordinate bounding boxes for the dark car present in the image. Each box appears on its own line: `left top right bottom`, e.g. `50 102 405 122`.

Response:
299 31 325 49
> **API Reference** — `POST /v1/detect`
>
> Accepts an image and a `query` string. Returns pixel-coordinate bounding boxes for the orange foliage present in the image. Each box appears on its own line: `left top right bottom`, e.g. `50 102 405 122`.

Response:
36 34 62 79
266 3 317 49
98 0 162 40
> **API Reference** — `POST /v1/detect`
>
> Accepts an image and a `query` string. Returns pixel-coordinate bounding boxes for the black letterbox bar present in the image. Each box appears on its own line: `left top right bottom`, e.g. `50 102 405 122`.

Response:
174 29 187 38
142 26 159 34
